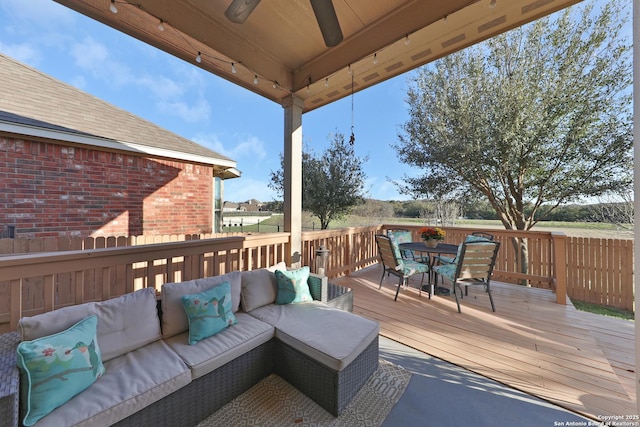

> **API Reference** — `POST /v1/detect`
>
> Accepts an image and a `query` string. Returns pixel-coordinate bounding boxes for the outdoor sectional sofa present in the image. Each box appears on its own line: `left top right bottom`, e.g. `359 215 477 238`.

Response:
1 262 379 427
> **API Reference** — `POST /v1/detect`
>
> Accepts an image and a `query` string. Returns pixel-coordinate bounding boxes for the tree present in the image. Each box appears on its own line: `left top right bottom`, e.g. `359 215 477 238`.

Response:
270 132 367 229
394 0 632 276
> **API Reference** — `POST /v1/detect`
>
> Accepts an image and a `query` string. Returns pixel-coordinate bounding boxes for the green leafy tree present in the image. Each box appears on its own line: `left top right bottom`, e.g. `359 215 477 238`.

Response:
270 132 367 229
394 0 632 275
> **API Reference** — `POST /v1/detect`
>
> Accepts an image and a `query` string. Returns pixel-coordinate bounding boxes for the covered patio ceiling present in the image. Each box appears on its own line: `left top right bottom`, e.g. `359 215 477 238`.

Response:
54 0 582 113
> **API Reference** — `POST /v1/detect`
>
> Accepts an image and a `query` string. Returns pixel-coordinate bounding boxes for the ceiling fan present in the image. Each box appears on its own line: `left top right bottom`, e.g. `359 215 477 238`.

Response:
224 0 344 47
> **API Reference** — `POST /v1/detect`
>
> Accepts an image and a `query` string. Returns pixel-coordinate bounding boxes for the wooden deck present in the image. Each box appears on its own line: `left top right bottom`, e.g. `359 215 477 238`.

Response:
332 265 636 420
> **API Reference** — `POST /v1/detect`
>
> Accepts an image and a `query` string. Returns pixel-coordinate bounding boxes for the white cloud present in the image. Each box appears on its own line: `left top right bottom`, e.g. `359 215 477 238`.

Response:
365 177 409 201
70 74 87 90
194 134 266 161
2 0 75 29
223 177 277 203
0 42 39 66
157 99 211 123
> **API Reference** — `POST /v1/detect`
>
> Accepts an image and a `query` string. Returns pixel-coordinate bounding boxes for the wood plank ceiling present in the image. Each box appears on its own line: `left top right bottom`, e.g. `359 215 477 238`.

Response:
53 0 582 113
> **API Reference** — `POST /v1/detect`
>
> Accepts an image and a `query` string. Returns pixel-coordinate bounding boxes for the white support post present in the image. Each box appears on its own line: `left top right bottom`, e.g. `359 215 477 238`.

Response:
282 95 304 268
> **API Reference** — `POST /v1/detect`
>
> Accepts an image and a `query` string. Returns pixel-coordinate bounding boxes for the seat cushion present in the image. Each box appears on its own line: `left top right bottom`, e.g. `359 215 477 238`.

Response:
433 263 457 281
401 259 429 275
161 271 242 339
165 313 274 379
249 302 379 371
19 288 161 362
33 339 191 427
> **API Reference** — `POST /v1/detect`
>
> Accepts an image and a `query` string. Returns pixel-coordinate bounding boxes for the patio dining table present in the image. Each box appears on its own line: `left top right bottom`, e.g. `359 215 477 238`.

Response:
399 242 458 296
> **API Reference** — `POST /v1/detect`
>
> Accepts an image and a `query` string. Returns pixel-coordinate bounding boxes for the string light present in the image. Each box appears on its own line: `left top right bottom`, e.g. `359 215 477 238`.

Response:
373 53 378 65
324 78 329 87
404 35 410 45
103 1 285 93
489 0 497 8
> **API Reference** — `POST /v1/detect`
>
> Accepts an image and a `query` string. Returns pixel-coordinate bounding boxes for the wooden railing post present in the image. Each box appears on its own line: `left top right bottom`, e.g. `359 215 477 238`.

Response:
551 232 567 305
10 279 22 331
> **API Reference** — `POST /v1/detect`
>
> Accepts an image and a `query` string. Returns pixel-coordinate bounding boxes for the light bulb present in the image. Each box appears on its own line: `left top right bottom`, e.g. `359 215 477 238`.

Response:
253 75 258 84
373 53 378 65
324 78 329 87
195 52 202 63
109 0 118 14
231 63 237 74
489 0 497 8
405 35 410 45
157 20 165 31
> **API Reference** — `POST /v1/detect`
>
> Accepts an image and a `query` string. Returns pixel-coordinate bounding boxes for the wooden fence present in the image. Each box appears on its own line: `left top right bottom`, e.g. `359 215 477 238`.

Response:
0 225 634 332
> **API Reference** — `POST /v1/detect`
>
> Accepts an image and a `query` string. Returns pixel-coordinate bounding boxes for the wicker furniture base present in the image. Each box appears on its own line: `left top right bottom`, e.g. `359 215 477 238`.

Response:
113 340 274 427
326 283 354 312
274 335 379 416
0 332 20 427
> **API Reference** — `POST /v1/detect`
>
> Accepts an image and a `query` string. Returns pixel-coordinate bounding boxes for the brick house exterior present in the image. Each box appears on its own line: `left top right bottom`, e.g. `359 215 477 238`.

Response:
0 54 239 238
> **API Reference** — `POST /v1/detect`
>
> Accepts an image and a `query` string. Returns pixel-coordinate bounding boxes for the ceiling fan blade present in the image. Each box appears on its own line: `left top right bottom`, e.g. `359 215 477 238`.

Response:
310 0 343 47
225 0 261 24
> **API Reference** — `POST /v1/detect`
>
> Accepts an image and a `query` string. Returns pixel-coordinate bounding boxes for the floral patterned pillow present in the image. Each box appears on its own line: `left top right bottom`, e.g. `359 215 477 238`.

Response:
275 267 313 304
17 315 105 426
181 282 237 345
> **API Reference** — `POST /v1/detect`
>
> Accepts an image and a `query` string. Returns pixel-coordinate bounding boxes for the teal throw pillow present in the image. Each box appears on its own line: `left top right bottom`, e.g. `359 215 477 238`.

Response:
16 315 105 426
181 281 237 345
275 267 313 305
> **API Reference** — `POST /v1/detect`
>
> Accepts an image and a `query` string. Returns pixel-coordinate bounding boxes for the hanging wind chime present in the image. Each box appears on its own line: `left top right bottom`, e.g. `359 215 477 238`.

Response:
349 68 356 145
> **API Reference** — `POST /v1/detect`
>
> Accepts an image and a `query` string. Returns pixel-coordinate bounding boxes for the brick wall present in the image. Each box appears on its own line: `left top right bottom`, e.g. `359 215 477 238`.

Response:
0 137 213 238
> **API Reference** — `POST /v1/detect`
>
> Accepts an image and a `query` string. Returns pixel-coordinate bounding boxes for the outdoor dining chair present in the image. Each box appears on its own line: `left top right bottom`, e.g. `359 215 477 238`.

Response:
386 228 429 263
434 231 495 266
432 240 500 313
375 234 430 301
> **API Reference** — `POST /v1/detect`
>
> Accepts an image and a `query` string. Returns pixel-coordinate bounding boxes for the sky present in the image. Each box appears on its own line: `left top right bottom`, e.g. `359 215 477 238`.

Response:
0 1 627 205
0 0 418 203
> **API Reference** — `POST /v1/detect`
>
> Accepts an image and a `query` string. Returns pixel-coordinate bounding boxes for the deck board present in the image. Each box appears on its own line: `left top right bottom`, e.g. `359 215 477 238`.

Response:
333 265 636 420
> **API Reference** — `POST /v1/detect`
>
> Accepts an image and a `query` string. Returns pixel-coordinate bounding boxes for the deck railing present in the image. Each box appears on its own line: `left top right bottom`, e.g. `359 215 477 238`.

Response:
0 225 633 332
0 233 289 331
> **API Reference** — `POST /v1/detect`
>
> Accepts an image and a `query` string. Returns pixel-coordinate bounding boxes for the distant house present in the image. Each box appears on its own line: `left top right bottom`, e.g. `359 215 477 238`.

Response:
222 200 266 213
0 54 239 238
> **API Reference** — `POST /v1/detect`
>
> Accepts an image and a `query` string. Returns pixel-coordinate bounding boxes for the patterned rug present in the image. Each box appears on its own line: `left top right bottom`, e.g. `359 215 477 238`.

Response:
197 359 411 426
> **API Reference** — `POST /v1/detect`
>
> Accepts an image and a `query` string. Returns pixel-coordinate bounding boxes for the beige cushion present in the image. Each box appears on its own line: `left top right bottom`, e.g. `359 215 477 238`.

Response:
165 313 274 379
34 340 191 427
19 288 161 362
161 271 242 339
249 301 379 371
240 262 287 312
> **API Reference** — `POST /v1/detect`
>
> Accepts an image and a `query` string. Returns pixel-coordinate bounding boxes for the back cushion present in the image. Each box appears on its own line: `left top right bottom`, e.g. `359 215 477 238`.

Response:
94 288 162 361
240 262 287 312
161 270 242 339
19 288 161 362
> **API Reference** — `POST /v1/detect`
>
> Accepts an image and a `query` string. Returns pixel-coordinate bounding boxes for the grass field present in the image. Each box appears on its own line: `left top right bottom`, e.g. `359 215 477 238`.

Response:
227 212 633 239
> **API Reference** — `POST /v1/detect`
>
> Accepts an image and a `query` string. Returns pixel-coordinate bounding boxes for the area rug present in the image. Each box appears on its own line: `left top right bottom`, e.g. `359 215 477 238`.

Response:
197 359 411 426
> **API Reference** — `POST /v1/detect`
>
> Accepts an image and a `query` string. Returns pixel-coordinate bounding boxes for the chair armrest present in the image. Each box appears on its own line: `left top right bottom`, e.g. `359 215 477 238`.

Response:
0 331 21 427
308 273 329 303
